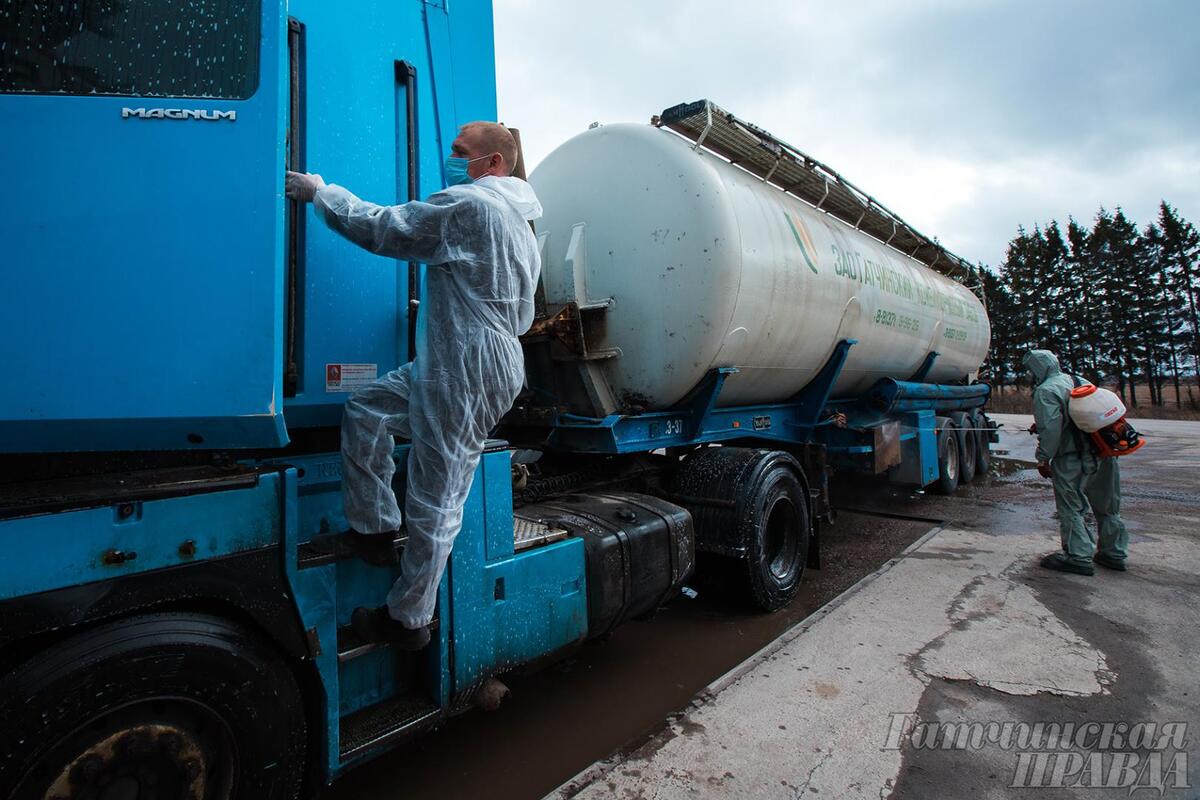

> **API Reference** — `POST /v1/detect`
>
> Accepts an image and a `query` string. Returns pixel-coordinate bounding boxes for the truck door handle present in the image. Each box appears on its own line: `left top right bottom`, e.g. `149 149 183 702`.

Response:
395 60 420 361
284 17 307 397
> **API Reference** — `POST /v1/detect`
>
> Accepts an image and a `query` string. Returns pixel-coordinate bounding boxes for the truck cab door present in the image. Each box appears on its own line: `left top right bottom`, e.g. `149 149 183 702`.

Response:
0 1 288 452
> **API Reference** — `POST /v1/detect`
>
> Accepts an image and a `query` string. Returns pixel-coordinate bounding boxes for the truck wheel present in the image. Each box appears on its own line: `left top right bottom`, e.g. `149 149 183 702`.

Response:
672 448 810 612
932 417 960 495
972 411 993 476
0 613 307 800
949 411 977 484
743 470 811 612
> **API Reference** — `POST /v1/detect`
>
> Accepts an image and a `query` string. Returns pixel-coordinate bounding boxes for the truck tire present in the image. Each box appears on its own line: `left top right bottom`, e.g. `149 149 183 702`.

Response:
0 613 307 800
742 461 810 612
972 410 993 476
949 411 977 484
932 417 960 495
672 448 810 612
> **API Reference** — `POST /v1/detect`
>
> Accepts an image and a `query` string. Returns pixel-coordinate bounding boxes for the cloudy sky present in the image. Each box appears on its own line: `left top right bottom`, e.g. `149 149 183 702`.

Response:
494 0 1199 269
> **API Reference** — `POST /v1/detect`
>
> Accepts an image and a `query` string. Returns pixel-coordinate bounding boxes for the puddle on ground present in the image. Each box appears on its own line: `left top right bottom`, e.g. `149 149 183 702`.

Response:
990 457 1037 478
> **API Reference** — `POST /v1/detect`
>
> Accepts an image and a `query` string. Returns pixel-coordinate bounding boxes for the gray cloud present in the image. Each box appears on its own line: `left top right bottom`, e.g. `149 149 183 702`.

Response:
495 0 1200 267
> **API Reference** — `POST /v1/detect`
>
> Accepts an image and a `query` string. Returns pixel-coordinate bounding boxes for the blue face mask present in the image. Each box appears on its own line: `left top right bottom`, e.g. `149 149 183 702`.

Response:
445 154 490 186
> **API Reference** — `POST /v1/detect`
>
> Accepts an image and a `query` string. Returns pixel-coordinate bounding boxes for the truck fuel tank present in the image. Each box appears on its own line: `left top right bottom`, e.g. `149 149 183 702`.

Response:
516 492 694 639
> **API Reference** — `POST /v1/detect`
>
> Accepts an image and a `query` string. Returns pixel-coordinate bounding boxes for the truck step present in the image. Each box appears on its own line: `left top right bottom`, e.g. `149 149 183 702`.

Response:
339 693 440 762
512 514 569 552
336 617 441 662
297 530 407 569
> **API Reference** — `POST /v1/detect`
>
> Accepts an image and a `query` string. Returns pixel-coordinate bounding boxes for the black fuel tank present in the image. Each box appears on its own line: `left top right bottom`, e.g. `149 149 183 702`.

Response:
518 492 694 639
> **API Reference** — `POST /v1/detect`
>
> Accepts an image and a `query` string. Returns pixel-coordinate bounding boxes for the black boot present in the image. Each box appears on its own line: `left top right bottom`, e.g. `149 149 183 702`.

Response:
351 606 431 651
340 530 401 567
1040 552 1094 576
1094 552 1128 571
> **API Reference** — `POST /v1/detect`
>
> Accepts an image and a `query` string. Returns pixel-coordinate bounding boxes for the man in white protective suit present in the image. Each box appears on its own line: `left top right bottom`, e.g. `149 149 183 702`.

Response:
285 121 542 650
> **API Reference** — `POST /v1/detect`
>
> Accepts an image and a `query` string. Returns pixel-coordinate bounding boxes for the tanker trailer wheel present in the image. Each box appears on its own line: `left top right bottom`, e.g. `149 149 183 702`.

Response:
932 417 960 495
0 613 307 800
971 410 993 476
948 411 977 484
670 448 810 612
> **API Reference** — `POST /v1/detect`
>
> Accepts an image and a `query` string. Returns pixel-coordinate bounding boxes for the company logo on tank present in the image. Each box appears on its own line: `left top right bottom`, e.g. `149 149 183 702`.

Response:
783 212 821 275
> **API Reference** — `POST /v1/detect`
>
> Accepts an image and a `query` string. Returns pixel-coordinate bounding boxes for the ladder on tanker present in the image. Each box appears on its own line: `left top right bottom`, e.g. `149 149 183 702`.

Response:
653 100 985 301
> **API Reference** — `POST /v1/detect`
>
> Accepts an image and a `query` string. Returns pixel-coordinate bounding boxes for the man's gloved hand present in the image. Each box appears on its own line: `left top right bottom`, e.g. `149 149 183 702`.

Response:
1028 422 1038 435
1037 462 1053 479
286 171 325 203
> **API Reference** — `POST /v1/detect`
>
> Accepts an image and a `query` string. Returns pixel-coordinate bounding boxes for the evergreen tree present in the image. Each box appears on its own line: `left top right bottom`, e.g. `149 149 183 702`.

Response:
984 202 1200 411
1037 221 1079 369
1144 221 1185 406
980 267 1019 389
1155 202 1200 391
1001 227 1043 354
1065 218 1101 377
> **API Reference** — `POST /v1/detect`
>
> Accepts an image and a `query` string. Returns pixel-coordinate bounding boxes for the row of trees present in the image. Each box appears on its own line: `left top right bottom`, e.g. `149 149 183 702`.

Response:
983 201 1200 408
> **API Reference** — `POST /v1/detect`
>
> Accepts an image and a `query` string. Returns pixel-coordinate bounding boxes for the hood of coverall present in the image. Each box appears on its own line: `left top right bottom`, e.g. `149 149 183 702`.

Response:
1022 349 1062 386
474 175 544 221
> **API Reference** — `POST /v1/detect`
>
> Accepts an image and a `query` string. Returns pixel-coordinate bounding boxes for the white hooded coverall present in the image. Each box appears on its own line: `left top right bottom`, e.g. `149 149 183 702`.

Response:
312 176 543 628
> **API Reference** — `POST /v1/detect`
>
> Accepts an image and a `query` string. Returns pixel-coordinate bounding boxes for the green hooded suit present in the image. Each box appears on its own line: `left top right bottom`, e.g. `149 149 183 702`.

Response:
1022 349 1128 566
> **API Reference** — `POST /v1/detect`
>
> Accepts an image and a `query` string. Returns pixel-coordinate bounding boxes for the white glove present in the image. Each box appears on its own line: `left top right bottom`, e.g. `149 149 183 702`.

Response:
286 171 326 203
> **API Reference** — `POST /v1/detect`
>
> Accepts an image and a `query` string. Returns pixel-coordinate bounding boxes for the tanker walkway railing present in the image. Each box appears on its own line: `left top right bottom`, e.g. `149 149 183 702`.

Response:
652 100 984 301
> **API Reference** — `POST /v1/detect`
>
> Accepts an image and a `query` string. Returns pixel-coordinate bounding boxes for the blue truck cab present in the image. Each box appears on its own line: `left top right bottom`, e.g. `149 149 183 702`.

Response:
0 2 994 796
0 1 600 794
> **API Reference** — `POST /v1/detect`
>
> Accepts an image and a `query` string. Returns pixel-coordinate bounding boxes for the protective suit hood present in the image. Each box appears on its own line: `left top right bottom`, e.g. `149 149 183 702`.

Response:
1023 349 1062 385
473 176 543 221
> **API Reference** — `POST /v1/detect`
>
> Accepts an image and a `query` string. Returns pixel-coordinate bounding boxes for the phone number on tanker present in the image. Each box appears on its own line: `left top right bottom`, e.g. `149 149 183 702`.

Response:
873 308 921 333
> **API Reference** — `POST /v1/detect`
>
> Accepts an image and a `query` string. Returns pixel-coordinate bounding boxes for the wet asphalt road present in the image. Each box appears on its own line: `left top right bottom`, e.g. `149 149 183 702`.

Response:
323 493 939 800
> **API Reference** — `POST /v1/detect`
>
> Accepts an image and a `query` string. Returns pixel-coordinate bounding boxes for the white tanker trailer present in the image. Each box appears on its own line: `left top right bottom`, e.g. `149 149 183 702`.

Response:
504 101 997 612
529 118 990 416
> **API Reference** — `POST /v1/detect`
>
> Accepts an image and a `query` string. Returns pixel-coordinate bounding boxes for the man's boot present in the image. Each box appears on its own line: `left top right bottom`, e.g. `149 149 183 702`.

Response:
1093 552 1128 571
351 606 431 651
1040 552 1095 576
340 530 401 566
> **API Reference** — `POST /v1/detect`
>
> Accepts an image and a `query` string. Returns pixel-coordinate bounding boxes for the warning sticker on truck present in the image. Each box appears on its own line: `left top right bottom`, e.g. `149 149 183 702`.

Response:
325 363 377 393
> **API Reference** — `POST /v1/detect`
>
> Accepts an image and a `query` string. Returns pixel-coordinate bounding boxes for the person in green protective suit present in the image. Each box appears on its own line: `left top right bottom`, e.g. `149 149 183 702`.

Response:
1022 349 1129 575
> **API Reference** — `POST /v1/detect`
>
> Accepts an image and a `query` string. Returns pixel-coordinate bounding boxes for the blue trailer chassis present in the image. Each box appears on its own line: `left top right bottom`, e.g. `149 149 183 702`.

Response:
514 339 990 487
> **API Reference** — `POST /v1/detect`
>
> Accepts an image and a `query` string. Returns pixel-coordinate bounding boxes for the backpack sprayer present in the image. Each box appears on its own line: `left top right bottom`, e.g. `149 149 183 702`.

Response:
1068 379 1146 457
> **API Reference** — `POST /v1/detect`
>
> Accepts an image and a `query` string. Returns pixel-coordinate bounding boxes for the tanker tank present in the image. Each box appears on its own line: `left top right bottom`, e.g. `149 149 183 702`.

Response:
526 122 991 418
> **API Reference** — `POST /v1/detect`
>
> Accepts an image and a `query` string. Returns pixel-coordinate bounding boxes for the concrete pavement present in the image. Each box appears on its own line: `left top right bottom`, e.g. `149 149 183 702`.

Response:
550 414 1200 799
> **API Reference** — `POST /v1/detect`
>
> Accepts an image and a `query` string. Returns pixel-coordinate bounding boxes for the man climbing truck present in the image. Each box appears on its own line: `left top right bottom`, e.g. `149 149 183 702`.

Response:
0 1 995 795
284 120 543 651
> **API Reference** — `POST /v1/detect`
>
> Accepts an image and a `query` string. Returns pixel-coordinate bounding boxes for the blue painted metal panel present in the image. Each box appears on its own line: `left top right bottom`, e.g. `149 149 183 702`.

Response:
890 410 939 486
334 553 407 716
283 0 499 429
260 450 351 542
450 450 587 694
278 467 341 780
258 449 415 722
916 411 940 485
0 473 282 601
0 2 290 452
0 0 502 446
